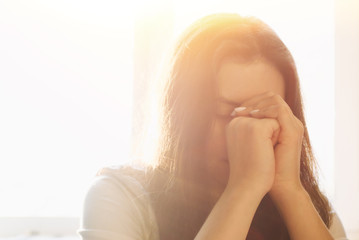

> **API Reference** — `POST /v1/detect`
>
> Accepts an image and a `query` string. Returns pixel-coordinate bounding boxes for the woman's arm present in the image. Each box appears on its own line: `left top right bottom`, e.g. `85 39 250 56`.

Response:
195 100 281 239
194 184 265 240
233 92 336 239
270 185 334 240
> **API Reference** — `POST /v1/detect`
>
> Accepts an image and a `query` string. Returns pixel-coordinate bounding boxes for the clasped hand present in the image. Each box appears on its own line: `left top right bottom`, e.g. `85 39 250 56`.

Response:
226 91 305 197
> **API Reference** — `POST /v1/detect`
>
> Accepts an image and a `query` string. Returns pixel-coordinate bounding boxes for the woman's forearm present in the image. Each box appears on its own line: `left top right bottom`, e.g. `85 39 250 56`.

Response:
270 186 334 240
194 185 265 240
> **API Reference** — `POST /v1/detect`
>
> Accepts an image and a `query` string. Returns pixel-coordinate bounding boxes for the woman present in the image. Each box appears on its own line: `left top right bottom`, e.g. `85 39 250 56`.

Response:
78 13 348 240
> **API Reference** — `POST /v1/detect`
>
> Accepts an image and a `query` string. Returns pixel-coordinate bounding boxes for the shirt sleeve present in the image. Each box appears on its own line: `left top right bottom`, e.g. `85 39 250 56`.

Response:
329 211 349 240
77 174 158 240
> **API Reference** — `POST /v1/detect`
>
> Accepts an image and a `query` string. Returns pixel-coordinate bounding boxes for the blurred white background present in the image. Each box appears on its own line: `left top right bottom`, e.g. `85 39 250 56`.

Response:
0 0 358 238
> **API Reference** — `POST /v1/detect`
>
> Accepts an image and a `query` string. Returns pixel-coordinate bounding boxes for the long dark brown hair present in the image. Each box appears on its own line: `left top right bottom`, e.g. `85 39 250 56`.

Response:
99 13 333 240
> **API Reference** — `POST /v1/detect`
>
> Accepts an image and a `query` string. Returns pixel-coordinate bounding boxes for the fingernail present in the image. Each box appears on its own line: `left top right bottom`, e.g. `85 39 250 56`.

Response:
234 107 246 112
250 109 260 114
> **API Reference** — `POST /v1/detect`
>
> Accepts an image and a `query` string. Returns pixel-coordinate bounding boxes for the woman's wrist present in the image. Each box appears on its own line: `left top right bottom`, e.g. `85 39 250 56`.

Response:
269 182 308 206
224 181 268 202
195 179 266 240
268 183 334 240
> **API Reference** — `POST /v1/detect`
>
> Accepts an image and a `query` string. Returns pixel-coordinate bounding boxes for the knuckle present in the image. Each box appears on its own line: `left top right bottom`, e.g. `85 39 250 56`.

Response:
273 94 282 101
266 91 275 97
277 104 288 113
232 117 256 131
235 117 250 128
295 118 304 133
247 120 265 134
286 118 304 141
226 116 246 131
247 122 257 132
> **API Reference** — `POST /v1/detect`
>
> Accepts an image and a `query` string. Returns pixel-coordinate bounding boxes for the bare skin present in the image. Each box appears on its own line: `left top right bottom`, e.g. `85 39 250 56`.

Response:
194 59 334 239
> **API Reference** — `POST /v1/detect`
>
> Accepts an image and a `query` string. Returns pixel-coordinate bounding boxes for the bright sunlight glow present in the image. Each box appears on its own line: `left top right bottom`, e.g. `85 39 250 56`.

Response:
0 0 334 217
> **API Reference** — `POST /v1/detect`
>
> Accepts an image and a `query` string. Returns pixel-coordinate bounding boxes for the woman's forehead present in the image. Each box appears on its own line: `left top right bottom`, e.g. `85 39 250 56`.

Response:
215 60 286 106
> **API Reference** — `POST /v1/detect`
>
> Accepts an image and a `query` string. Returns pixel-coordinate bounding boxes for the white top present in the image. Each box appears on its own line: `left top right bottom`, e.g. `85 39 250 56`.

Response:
77 167 348 240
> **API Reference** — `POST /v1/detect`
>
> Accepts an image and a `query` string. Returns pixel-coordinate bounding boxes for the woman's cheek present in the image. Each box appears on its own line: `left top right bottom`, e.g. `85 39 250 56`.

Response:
204 120 228 161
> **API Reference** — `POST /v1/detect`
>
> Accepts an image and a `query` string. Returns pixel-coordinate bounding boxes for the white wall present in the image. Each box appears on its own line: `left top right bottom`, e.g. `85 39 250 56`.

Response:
334 0 359 238
0 0 135 217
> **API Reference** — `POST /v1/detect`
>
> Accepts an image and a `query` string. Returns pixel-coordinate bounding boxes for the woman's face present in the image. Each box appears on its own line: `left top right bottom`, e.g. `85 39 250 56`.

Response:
202 59 286 198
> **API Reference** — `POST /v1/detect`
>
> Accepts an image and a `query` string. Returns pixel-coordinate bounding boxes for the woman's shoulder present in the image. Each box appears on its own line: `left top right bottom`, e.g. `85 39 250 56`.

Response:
78 164 159 240
95 164 150 193
329 210 349 240
90 163 156 216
